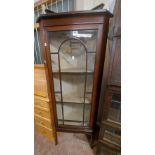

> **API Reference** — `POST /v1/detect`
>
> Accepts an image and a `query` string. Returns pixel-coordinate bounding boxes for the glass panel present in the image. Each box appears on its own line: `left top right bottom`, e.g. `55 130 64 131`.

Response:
49 39 59 53
63 103 83 122
85 93 91 104
86 74 94 93
84 31 97 52
84 104 91 126
56 103 62 120
51 54 59 72
87 53 96 72
86 74 93 103
48 29 98 127
103 128 121 146
34 31 43 64
108 94 121 123
58 120 63 125
61 74 85 103
53 74 60 92
59 39 86 72
55 93 61 102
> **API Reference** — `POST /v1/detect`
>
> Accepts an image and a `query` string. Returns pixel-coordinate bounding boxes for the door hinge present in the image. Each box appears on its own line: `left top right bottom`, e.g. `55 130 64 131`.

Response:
44 42 47 47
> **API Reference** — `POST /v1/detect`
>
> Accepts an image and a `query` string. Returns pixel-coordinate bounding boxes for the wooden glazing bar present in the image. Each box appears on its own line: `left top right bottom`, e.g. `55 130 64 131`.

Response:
82 47 88 126
56 37 89 127
58 52 64 125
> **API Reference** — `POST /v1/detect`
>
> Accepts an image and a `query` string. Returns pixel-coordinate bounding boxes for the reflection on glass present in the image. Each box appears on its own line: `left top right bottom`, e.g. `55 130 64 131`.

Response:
87 53 96 72
85 93 91 104
59 39 86 72
103 128 121 146
53 74 60 92
55 93 61 102
58 120 63 125
86 74 94 93
84 104 91 126
61 74 85 103
63 103 83 122
56 103 62 120
108 94 121 123
51 54 58 72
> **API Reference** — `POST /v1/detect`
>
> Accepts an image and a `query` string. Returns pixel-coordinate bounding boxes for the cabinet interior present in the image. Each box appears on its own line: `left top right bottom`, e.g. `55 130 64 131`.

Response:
48 29 98 126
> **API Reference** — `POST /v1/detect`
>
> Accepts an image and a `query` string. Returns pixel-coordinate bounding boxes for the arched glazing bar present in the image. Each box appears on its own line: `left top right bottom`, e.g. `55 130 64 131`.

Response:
57 37 88 126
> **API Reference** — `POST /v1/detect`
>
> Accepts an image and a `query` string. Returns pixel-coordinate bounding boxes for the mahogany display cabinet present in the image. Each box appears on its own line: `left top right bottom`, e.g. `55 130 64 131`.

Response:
97 0 121 153
37 10 113 144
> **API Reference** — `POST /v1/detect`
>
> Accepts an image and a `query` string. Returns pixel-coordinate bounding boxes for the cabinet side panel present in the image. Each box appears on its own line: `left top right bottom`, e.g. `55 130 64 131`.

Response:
34 64 56 141
91 18 110 128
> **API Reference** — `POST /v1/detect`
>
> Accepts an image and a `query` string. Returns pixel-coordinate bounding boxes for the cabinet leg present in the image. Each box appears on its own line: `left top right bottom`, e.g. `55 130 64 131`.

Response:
54 131 58 145
90 133 99 148
90 134 93 148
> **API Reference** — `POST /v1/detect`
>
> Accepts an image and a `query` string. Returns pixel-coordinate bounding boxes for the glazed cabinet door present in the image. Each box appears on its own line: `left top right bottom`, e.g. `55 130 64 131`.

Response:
44 25 102 129
97 0 121 154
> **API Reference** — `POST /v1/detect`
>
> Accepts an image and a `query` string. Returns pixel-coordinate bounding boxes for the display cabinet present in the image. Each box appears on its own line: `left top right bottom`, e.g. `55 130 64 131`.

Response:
37 10 112 144
97 0 121 154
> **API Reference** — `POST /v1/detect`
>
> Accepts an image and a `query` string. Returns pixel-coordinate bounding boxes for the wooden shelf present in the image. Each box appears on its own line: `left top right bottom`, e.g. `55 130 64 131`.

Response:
55 94 92 104
99 139 121 151
56 103 90 122
58 119 90 126
53 68 94 74
53 71 93 74
102 120 121 130
50 50 96 54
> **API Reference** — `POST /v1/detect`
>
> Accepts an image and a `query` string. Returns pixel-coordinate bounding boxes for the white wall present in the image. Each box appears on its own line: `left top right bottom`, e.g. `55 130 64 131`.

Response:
75 0 116 13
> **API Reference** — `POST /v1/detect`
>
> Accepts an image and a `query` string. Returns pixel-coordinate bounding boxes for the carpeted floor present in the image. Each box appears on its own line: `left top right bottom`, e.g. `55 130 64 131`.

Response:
34 131 95 155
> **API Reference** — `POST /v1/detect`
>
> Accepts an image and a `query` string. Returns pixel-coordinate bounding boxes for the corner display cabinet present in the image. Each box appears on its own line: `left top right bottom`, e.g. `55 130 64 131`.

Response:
37 10 113 144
